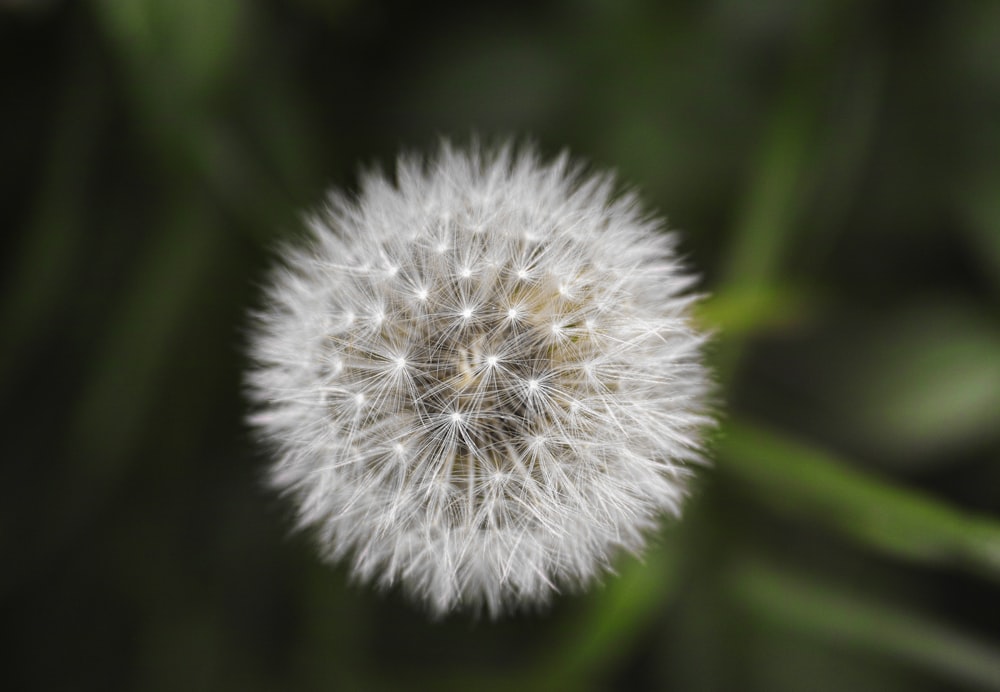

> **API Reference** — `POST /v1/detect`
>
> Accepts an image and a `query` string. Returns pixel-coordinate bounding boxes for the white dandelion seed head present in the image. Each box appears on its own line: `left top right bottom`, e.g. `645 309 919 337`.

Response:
247 140 713 618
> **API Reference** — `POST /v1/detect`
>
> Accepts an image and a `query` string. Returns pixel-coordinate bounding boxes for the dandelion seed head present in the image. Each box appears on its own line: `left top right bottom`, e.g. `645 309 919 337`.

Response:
247 140 713 617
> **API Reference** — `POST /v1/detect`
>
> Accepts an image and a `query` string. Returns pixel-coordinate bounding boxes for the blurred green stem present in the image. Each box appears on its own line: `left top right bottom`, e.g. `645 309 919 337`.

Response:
71 196 224 482
722 87 814 291
713 59 820 379
0 35 101 384
535 542 679 690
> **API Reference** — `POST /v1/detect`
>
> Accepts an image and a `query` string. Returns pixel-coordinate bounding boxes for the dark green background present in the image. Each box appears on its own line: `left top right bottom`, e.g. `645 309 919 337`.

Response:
3 0 1000 690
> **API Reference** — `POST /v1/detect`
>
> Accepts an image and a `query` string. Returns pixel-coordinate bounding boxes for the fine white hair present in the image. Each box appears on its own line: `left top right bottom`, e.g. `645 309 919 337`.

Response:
247 140 713 617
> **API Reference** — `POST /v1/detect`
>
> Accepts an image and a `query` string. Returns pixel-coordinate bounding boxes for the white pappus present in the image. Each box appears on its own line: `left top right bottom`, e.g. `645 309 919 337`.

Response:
246 141 713 617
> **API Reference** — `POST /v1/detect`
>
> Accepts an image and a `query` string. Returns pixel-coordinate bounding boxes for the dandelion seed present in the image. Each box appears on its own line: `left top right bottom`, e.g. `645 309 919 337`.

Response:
246 140 713 617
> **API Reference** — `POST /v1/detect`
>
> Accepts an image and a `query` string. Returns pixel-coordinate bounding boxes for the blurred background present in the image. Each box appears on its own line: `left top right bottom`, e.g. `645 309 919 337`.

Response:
2 0 1000 690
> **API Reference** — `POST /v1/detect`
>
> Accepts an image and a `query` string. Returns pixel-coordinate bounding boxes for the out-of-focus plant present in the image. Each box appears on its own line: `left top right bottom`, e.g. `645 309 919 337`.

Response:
2 0 999 690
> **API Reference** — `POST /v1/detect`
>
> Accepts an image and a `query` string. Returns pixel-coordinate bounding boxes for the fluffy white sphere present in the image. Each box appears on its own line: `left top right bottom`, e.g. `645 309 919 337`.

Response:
247 141 712 617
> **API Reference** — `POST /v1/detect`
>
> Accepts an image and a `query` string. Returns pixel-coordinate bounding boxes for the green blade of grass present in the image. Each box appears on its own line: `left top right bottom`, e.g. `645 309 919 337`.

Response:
71 198 224 483
731 560 1000 690
0 38 102 383
695 283 814 338
718 422 1000 579
536 542 678 689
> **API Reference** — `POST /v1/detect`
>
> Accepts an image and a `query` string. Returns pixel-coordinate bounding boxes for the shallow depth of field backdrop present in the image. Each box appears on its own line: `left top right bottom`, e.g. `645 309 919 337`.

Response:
3 1 1000 690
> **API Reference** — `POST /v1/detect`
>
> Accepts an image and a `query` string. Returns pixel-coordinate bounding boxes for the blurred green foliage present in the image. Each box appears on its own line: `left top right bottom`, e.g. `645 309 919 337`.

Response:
2 0 999 690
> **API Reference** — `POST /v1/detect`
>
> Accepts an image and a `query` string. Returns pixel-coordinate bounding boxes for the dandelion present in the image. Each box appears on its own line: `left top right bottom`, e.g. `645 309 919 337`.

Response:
246 141 713 617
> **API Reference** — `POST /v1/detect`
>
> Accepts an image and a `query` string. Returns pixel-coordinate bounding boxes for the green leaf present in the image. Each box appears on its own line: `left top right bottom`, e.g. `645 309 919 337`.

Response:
959 173 1000 298
833 302 1000 464
722 86 815 289
718 422 1000 579
0 41 102 384
731 560 1000 690
695 283 813 337
94 0 245 101
537 542 679 689
71 198 224 484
